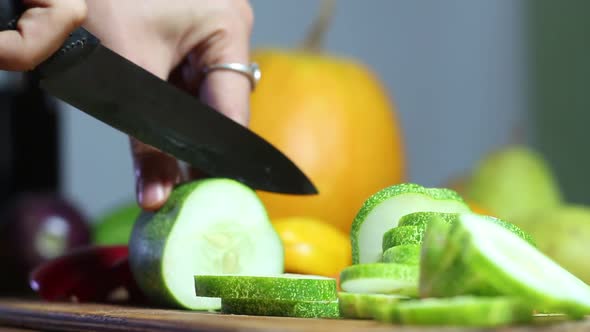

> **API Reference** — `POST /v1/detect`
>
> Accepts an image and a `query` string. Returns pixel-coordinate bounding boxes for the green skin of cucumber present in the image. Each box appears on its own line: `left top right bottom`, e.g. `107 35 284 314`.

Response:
350 183 472 264
373 296 533 327
338 292 409 319
399 211 536 246
221 298 340 319
382 226 424 252
194 275 338 301
382 245 420 265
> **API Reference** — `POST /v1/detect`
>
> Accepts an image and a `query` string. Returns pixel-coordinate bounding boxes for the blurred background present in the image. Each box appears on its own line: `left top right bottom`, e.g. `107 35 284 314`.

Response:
1 0 589 292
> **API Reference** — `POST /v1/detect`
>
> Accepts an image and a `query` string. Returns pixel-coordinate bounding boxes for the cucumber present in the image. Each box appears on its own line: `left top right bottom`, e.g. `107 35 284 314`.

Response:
221 298 340 319
128 178 284 311
425 213 590 317
338 292 409 319
382 226 424 252
373 296 533 326
351 183 471 264
339 263 419 297
399 211 536 246
382 244 420 265
194 274 337 302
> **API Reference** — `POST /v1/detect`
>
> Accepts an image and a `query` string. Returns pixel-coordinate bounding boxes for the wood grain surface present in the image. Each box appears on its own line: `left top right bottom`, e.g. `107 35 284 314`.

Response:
0 298 589 332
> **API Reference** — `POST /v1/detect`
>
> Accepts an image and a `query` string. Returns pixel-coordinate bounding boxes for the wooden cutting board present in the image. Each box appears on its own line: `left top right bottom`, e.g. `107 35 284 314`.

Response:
0 298 589 332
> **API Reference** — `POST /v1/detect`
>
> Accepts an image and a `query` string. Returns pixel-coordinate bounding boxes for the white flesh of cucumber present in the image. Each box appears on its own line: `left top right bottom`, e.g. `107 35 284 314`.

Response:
162 180 284 310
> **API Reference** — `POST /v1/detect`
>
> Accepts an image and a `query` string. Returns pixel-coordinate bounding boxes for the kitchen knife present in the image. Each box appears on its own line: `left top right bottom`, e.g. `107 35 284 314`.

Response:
0 1 318 195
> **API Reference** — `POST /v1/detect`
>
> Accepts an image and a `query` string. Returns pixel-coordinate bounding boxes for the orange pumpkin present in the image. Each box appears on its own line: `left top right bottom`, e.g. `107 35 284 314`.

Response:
248 49 405 234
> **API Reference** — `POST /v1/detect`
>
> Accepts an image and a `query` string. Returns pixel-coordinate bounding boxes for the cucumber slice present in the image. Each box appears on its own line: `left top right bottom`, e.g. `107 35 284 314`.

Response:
338 292 409 319
221 298 340 319
398 211 458 228
382 226 424 252
382 244 420 265
351 183 471 264
374 296 533 326
427 213 590 317
339 263 419 297
128 178 284 311
399 211 536 246
194 274 337 301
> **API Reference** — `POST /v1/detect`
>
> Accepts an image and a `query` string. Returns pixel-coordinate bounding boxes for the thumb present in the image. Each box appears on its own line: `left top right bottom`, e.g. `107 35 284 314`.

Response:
0 0 87 71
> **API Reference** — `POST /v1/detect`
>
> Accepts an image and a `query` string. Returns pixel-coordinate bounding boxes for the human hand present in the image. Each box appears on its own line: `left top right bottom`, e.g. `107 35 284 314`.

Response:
0 0 87 70
1 0 255 211
80 0 254 211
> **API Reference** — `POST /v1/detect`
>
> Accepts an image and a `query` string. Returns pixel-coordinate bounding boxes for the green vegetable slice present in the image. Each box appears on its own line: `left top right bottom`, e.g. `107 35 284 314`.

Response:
221 298 340 319
399 211 536 246
340 263 419 297
338 292 409 319
194 274 337 302
382 244 420 265
382 226 424 252
374 296 533 327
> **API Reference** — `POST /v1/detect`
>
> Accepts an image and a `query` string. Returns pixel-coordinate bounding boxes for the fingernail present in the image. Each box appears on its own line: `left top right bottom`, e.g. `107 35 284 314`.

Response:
138 181 168 210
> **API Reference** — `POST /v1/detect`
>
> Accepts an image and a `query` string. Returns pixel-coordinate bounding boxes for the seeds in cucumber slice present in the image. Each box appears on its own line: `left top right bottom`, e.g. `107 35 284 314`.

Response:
382 244 420 265
382 226 424 252
128 178 284 311
374 296 533 326
351 183 471 264
221 298 340 319
194 274 337 301
399 211 536 246
430 213 590 317
339 263 419 297
338 292 409 319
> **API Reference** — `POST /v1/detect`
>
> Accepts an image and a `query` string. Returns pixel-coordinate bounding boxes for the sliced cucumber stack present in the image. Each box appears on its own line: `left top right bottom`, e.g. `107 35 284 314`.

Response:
373 296 533 327
194 274 337 301
382 244 420 265
128 178 284 311
339 263 419 297
338 292 409 319
351 183 471 264
382 226 424 252
221 298 340 319
423 213 590 317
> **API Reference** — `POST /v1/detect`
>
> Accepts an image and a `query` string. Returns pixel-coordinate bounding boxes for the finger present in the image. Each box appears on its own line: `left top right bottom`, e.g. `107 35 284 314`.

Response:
0 0 87 71
130 138 186 211
184 9 254 127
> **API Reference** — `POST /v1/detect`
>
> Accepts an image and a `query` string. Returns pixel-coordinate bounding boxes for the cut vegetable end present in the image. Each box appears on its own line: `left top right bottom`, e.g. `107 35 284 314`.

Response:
129 178 284 311
221 298 340 319
351 183 471 264
457 214 590 316
194 274 338 302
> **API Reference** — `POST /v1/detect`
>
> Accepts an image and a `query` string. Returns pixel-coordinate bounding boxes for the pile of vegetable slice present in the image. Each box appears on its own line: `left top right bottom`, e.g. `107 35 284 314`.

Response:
337 183 590 326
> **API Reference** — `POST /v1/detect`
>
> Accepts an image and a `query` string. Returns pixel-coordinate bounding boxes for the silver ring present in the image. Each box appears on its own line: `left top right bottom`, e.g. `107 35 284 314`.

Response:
202 62 261 91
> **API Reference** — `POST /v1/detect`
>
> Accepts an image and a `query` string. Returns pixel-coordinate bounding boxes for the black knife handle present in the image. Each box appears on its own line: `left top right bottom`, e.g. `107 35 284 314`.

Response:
0 0 100 78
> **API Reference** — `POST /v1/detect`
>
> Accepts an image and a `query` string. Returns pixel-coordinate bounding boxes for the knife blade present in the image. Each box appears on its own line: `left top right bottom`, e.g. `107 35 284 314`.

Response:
0 1 318 195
